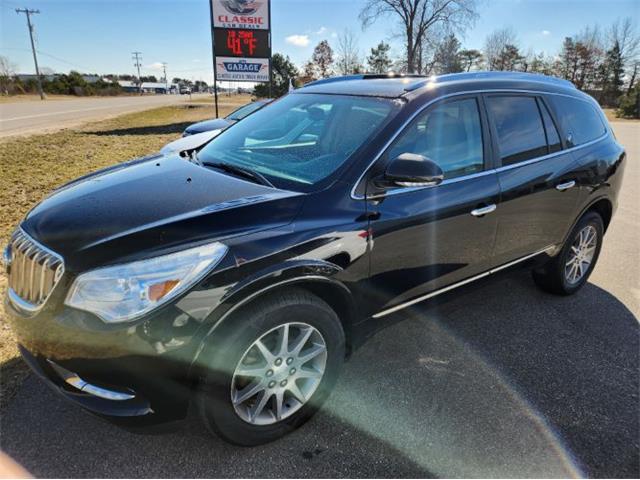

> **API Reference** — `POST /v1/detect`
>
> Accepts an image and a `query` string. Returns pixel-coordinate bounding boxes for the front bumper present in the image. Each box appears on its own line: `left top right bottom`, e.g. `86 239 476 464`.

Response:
7 298 199 428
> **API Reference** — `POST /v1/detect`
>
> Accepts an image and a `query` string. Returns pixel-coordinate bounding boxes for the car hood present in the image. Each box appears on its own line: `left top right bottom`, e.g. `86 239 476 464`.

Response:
22 155 303 272
185 118 233 135
160 130 221 155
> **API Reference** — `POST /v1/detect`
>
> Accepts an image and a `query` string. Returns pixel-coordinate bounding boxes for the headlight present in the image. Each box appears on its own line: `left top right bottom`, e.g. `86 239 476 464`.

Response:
65 242 227 323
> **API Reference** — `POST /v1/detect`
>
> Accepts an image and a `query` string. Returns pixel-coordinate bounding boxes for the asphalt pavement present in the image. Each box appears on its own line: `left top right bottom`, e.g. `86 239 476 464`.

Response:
0 123 638 478
0 94 213 137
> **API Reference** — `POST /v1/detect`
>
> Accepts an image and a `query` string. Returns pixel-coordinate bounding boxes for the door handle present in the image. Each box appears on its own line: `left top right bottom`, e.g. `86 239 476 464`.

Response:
471 204 497 217
556 180 576 191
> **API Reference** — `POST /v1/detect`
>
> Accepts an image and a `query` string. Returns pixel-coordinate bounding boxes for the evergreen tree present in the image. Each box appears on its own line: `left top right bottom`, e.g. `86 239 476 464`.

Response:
367 42 393 73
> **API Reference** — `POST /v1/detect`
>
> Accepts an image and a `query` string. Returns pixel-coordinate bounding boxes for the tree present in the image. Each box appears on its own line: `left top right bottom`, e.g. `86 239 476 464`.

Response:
484 27 521 70
336 29 362 75
0 55 17 94
557 26 603 90
367 41 393 73
598 41 624 102
458 48 483 71
433 34 463 74
253 53 298 97
360 0 479 74
526 51 554 75
616 81 640 118
311 40 334 78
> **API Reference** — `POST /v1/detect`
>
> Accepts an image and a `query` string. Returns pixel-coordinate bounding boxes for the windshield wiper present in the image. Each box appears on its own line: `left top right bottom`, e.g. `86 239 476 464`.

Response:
202 161 274 188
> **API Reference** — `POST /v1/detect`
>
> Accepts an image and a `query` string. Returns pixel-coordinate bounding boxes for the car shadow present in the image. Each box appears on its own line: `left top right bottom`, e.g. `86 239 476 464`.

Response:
0 271 638 478
85 121 199 137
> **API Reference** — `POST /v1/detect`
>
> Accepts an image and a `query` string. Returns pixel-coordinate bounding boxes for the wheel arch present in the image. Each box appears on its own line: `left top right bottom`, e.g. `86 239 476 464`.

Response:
562 196 614 247
189 273 357 379
585 197 613 232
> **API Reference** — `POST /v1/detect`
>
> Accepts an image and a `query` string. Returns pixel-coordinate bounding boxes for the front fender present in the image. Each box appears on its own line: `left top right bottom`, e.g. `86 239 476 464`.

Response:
187 261 354 377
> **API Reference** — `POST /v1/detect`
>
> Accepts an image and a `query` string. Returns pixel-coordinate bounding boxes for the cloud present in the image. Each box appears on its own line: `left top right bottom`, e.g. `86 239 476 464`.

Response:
315 26 327 35
147 62 164 70
541 30 551 36
285 34 310 47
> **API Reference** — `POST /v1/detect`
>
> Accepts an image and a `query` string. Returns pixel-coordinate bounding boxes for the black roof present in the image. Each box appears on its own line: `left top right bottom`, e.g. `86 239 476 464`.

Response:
297 72 579 99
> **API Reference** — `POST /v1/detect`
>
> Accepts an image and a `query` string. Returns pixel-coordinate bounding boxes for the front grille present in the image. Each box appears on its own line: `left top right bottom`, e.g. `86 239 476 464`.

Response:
7 229 64 311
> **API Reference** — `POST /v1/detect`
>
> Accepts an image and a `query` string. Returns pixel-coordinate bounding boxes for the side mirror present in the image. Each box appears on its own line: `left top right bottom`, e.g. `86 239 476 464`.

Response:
384 153 444 188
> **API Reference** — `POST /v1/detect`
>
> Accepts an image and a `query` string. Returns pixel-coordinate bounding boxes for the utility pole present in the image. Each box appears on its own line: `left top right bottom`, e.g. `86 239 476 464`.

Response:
132 51 143 95
162 62 168 94
15 8 44 100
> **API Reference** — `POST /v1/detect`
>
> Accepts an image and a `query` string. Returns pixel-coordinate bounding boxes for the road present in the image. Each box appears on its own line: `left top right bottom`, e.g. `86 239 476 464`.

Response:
0 94 213 137
0 123 638 478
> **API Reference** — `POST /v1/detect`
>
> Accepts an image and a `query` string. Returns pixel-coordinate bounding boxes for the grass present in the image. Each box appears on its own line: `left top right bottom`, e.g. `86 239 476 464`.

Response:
0 100 246 411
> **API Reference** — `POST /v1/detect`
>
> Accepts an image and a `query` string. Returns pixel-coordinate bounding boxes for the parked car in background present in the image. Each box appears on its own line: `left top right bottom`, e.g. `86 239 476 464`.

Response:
4 72 625 446
160 130 221 156
182 99 272 136
179 86 191 95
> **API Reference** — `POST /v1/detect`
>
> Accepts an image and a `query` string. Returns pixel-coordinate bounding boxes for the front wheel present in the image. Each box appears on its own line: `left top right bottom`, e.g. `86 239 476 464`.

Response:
532 211 604 295
196 289 345 446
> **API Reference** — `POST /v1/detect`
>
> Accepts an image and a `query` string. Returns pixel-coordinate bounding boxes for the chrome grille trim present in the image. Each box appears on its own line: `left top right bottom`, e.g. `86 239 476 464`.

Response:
6 228 64 313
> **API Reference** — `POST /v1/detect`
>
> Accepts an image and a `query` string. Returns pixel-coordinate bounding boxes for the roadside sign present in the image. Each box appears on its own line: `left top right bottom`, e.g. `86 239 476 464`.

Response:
216 57 270 82
211 0 269 30
210 0 272 116
214 28 271 58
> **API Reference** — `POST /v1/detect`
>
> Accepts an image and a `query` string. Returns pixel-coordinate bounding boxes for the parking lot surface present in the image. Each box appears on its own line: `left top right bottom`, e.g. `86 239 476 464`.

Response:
1 123 638 478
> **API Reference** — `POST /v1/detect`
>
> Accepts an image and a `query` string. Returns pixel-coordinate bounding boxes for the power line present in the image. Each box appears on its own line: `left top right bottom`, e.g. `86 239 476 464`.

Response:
15 7 44 100
131 51 142 94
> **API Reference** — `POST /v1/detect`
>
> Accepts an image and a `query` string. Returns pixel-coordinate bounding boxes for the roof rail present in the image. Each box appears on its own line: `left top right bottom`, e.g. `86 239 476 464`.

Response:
303 72 428 88
404 71 576 92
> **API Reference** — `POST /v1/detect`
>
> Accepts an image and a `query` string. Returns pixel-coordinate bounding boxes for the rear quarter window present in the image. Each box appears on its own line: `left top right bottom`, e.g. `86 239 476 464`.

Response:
548 95 607 146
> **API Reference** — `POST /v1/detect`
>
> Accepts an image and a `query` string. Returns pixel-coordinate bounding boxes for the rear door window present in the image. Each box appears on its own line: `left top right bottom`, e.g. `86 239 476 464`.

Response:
486 96 548 166
547 95 606 146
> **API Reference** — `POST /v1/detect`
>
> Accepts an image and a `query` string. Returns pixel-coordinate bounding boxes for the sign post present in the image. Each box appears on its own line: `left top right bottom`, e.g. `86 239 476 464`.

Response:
210 0 272 117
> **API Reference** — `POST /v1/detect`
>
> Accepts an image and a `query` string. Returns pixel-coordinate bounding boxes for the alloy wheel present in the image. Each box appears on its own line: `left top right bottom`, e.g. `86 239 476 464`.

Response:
230 322 327 426
565 225 598 285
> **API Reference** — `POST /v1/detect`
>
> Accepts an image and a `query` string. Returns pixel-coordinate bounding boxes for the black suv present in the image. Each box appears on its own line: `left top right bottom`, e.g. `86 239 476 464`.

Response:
4 72 626 445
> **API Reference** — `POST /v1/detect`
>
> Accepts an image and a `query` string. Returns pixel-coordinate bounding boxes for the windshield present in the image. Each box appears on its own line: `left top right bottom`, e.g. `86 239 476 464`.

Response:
199 93 398 192
226 101 266 121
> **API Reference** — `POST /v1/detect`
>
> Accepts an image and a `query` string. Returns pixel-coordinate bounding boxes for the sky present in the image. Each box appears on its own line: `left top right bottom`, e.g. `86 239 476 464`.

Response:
1 0 639 84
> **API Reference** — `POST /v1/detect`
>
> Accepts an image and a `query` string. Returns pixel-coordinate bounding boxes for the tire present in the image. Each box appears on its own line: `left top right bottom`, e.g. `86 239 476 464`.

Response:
195 288 345 446
532 211 604 295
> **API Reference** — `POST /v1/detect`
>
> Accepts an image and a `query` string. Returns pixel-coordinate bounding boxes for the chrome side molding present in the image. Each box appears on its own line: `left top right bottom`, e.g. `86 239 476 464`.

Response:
372 245 556 318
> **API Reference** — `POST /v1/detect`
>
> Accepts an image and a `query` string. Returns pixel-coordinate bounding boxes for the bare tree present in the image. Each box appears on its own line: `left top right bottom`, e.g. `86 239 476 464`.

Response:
360 0 479 74
336 29 362 75
0 55 17 95
609 17 639 66
483 27 519 70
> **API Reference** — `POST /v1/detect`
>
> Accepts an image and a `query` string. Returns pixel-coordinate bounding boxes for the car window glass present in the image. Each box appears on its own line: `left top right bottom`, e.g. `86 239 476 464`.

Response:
227 102 263 121
199 94 397 191
538 99 562 153
387 98 484 180
487 96 548 166
548 95 606 146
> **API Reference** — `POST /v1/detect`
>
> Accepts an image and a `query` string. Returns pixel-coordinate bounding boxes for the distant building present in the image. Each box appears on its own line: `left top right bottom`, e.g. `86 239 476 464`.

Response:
117 80 178 94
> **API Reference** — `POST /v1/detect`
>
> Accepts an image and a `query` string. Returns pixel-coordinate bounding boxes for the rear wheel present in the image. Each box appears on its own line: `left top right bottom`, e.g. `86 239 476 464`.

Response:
532 211 604 295
196 289 345 446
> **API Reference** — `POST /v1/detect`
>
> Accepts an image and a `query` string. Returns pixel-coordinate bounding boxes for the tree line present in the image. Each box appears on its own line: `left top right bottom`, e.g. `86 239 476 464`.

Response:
259 0 639 118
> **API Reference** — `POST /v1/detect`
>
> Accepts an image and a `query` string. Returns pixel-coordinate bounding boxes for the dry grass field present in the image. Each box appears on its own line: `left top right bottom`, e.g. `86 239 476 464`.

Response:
0 99 247 410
